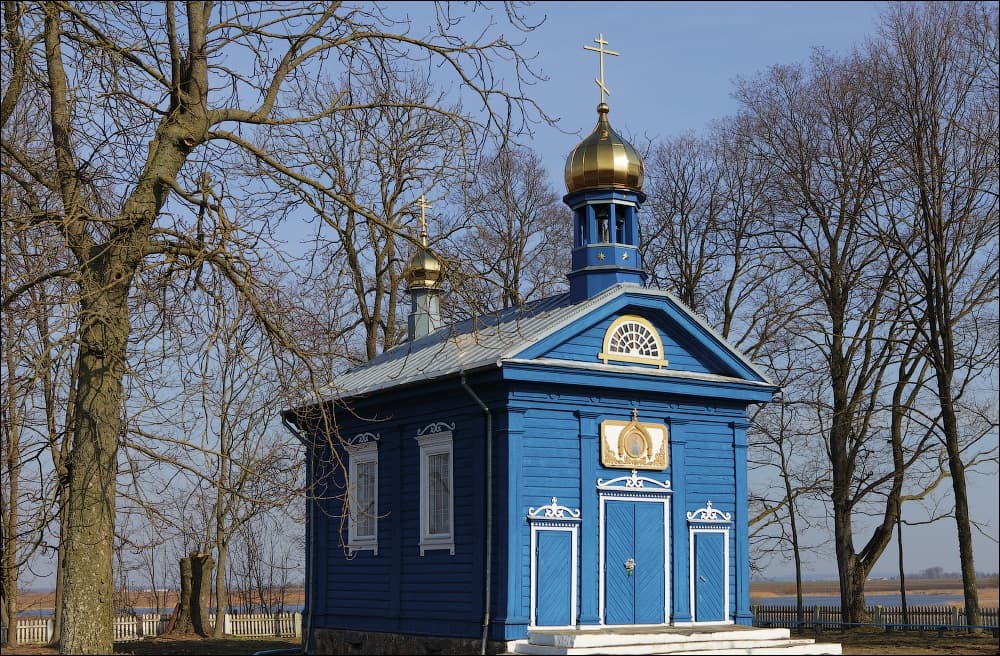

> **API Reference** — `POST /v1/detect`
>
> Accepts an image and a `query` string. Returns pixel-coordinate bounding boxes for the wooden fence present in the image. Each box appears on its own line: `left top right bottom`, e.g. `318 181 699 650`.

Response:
753 604 1000 630
3 611 302 645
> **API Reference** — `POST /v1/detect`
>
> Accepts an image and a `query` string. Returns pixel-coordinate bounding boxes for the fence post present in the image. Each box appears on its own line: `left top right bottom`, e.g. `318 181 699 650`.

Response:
224 613 232 636
294 612 302 638
951 606 960 628
874 606 882 626
47 618 55 643
812 606 821 635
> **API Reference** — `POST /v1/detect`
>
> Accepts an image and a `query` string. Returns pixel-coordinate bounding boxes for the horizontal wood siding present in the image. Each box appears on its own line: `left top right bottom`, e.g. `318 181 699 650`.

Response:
683 419 738 621
518 406 582 621
309 379 500 638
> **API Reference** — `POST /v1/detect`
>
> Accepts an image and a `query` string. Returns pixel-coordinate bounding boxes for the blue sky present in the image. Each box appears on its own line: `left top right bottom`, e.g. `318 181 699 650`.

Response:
505 1 998 580
514 1 887 181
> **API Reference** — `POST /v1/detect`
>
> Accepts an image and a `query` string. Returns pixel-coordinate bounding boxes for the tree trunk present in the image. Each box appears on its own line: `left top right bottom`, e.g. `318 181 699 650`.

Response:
940 396 980 629
173 553 215 637
191 552 214 637
59 286 130 655
174 556 195 634
214 540 227 637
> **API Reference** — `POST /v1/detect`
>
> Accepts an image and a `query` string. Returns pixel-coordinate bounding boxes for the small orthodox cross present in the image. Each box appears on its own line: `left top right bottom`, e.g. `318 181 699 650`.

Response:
583 33 619 104
416 194 432 245
632 407 639 422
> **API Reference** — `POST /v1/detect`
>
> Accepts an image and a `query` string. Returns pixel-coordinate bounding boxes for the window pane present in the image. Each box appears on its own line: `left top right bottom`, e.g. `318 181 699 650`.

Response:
355 459 376 538
428 452 451 536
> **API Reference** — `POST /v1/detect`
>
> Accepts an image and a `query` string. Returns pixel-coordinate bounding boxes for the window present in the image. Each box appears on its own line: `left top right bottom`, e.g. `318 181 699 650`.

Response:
598 315 669 368
415 423 455 555
347 440 378 554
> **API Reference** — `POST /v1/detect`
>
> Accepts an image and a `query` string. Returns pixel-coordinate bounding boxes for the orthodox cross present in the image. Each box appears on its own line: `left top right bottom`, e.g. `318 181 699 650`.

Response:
583 33 619 104
416 194 432 245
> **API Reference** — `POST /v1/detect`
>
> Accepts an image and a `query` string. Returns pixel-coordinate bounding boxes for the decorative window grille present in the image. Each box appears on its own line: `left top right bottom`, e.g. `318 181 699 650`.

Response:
346 437 379 554
598 315 669 368
415 422 456 555
427 452 451 535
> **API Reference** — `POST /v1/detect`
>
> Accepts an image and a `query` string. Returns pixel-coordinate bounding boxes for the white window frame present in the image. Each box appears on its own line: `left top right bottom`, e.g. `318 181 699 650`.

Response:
346 440 379 555
415 423 455 555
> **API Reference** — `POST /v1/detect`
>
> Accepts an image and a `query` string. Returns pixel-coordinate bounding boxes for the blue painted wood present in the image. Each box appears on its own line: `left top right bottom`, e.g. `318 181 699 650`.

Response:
536 531 572 626
604 501 666 625
668 423 691 623
634 502 666 624
604 502 634 624
731 420 752 625
694 532 726 622
295 281 771 643
577 411 601 626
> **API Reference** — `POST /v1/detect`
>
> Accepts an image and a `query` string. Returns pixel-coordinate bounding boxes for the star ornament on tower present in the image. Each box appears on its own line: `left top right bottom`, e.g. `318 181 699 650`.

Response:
583 33 619 104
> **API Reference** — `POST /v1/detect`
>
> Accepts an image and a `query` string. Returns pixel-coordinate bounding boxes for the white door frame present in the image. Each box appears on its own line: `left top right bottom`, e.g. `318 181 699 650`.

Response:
687 500 732 624
528 498 581 628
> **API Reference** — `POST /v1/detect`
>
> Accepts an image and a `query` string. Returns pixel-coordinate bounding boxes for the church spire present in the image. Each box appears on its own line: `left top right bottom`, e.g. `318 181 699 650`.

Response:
564 34 647 303
404 195 443 340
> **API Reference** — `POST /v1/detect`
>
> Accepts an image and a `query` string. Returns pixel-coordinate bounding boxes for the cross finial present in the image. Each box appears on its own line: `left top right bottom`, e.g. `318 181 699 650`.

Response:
583 33 619 104
632 407 639 422
416 194 432 246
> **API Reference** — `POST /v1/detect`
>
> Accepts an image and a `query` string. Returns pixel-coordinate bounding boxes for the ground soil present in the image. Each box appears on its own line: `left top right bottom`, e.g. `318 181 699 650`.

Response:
1 635 301 655
808 627 1000 655
3 631 998 655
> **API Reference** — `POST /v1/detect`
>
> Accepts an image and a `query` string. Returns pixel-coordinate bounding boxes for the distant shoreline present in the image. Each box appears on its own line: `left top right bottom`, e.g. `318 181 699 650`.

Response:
750 577 999 606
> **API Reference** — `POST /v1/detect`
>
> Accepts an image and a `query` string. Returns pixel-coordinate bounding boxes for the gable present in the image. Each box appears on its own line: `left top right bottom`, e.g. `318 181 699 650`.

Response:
512 292 767 383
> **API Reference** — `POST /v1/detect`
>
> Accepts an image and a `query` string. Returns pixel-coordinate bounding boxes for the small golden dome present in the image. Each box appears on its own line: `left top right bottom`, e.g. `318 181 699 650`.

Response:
565 103 644 194
404 246 443 288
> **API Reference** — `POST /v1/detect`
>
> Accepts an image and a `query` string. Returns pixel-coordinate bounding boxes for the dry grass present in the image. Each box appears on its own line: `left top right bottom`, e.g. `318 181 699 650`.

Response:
810 627 1000 655
1 635 301 655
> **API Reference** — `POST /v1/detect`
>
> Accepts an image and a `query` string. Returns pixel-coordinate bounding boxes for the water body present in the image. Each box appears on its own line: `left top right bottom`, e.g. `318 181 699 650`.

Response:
756 593 964 607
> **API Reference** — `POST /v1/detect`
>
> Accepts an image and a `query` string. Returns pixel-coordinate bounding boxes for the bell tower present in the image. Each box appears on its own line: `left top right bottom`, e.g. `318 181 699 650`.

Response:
564 34 647 303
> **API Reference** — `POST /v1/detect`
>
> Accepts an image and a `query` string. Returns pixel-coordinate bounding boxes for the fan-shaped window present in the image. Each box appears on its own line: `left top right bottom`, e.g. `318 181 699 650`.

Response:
598 315 669 368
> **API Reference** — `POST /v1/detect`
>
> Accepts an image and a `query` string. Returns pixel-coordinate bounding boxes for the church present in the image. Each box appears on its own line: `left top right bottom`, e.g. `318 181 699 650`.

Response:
283 36 786 655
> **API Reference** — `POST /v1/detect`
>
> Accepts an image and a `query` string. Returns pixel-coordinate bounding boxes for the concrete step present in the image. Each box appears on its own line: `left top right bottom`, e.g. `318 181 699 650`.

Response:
506 626 842 656
510 637 835 655
528 627 791 648
683 643 842 655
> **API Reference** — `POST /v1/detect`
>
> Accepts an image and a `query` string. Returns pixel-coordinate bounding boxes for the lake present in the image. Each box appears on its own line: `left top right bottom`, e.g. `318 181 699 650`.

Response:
755 593 965 607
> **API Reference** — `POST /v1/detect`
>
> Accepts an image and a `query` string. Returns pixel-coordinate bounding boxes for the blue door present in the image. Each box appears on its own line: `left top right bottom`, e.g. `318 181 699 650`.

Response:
604 501 665 624
693 532 726 622
536 530 573 625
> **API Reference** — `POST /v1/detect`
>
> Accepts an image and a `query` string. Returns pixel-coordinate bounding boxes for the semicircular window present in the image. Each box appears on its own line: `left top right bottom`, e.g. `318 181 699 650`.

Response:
598 315 669 369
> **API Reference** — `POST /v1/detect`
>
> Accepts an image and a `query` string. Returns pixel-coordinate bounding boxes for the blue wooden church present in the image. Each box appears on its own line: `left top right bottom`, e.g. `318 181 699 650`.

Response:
284 66 777 654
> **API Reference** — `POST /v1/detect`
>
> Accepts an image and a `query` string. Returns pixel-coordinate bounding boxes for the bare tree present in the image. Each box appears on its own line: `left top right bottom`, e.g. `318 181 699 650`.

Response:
448 145 569 314
264 72 470 362
869 0 1000 627
0 3 547 652
735 48 948 624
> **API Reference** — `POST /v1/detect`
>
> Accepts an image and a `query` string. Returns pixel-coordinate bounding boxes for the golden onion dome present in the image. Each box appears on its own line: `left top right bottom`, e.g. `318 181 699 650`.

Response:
404 245 443 288
565 103 644 194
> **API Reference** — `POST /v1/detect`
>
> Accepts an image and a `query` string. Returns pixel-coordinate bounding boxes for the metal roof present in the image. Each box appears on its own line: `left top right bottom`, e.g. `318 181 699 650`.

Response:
309 283 774 403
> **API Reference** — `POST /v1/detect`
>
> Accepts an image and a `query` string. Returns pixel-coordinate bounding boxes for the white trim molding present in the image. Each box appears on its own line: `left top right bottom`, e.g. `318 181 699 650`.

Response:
415 422 456 555
528 497 581 628
687 499 732 624
345 437 379 555
597 469 672 493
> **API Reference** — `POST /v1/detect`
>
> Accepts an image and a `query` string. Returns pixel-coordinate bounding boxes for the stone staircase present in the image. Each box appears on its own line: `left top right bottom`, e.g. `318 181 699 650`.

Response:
506 625 842 655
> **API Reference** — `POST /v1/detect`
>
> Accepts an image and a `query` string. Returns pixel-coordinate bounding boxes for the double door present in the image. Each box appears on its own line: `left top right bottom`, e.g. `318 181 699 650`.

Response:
603 500 666 625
